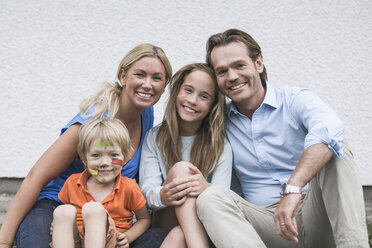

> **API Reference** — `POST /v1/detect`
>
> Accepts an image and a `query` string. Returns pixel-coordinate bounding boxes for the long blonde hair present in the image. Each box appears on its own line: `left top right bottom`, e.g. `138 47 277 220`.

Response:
79 44 172 119
156 63 226 175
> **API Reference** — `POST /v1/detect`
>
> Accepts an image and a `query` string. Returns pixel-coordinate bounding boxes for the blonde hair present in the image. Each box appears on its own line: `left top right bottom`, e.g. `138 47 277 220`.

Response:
156 63 226 175
79 44 172 119
77 119 133 165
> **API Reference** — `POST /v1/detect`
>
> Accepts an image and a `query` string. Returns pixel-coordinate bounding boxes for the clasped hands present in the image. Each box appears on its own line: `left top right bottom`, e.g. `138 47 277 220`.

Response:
160 165 210 207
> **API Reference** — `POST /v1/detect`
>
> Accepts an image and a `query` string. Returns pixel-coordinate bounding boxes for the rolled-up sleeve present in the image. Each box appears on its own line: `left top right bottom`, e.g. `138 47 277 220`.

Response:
290 89 344 157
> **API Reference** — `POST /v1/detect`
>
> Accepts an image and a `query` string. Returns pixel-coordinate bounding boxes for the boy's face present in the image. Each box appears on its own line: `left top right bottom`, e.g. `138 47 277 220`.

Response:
85 139 124 185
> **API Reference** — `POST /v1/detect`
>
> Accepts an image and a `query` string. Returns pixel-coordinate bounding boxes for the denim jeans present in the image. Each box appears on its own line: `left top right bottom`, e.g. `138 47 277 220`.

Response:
16 199 168 248
16 199 60 248
131 227 169 248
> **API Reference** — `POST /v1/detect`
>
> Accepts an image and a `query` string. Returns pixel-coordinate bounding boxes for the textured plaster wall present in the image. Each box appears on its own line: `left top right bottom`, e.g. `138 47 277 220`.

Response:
0 0 371 184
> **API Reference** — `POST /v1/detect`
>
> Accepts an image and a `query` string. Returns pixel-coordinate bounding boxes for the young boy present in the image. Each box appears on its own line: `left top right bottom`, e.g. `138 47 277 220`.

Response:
51 118 151 248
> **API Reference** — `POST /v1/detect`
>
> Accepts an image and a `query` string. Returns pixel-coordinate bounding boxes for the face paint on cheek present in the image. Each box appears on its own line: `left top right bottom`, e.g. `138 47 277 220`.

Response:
87 167 98 176
112 158 123 166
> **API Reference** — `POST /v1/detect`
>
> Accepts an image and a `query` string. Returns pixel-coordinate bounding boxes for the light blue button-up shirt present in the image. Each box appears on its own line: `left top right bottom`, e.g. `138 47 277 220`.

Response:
227 83 344 206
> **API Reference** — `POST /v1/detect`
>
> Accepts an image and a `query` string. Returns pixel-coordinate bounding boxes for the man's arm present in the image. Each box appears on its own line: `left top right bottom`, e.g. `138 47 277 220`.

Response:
273 143 333 243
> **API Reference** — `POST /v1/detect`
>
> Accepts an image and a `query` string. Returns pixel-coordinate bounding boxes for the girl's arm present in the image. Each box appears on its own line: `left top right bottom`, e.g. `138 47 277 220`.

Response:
0 124 80 247
120 205 151 245
139 130 167 210
209 140 233 188
187 141 233 197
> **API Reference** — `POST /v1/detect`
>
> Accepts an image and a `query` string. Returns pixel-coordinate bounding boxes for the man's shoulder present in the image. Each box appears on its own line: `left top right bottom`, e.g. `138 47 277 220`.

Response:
272 84 311 105
275 84 306 95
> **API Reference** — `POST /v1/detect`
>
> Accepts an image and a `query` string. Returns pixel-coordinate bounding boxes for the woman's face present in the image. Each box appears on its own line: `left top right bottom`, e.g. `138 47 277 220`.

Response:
120 57 166 110
176 70 215 135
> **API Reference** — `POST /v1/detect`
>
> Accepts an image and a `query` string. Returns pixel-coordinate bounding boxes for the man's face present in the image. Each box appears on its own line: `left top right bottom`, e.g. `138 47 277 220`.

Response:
211 41 264 107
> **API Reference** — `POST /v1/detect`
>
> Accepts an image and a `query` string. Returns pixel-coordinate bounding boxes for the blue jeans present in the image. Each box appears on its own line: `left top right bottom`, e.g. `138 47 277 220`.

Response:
131 227 169 248
16 199 60 248
16 199 168 248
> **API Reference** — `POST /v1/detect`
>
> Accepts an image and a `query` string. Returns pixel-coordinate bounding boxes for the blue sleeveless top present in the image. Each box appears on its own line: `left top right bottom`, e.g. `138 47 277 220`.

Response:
37 107 154 203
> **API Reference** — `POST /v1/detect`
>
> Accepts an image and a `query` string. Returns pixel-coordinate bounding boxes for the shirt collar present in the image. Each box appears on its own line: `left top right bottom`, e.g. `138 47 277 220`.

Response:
77 169 122 193
262 82 278 109
227 82 278 116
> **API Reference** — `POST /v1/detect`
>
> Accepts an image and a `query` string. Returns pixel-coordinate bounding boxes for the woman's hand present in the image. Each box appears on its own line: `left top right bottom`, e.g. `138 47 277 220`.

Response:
116 231 129 248
160 177 192 207
186 166 210 197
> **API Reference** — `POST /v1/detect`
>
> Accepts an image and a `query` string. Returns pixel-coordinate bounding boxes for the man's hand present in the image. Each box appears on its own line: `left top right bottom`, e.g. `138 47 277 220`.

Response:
116 231 129 248
160 177 192 207
186 166 210 197
273 193 301 243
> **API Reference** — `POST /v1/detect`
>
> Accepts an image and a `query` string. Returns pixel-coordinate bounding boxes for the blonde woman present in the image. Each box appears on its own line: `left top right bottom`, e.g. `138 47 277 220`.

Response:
139 63 232 248
0 44 172 248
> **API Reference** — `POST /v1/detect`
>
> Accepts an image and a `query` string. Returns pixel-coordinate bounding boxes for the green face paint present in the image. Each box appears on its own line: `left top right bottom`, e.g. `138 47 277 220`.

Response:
95 140 117 147
87 167 98 176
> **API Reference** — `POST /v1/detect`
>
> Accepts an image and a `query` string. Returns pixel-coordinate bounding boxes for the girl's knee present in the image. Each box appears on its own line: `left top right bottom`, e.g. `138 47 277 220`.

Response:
167 161 194 179
82 202 106 220
53 204 76 223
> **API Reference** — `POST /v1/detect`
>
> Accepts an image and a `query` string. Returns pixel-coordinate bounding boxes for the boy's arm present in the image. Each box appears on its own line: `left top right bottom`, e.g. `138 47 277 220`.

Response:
122 205 151 244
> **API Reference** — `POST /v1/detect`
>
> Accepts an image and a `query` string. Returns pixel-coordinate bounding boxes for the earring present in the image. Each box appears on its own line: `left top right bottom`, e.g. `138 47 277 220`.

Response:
115 79 123 87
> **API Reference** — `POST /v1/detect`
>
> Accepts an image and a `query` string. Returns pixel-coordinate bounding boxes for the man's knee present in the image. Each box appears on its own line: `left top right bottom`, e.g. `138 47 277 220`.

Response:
196 185 227 217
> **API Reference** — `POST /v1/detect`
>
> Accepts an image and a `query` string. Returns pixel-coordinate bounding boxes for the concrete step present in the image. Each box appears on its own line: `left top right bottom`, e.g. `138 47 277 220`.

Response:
0 193 15 228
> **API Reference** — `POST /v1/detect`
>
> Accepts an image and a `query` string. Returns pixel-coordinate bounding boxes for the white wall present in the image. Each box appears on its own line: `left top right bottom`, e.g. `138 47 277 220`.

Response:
0 0 371 185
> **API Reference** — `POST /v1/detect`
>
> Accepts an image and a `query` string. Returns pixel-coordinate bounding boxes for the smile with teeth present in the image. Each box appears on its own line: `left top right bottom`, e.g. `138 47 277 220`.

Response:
183 105 198 114
137 92 152 98
230 83 246 90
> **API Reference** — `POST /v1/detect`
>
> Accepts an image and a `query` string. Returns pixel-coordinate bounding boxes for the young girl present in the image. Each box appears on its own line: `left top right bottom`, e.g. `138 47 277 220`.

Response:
0 43 172 248
139 63 232 248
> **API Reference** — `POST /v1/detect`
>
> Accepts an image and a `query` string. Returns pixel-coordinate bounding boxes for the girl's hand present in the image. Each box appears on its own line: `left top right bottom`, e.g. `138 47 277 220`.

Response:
160 177 192 207
116 231 129 248
187 166 210 197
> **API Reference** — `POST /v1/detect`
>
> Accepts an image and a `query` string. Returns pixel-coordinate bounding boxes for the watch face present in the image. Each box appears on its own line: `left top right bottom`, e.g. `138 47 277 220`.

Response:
280 183 287 196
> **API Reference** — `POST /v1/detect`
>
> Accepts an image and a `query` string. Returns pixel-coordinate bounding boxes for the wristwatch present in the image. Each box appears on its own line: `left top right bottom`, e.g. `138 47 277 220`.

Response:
280 183 302 197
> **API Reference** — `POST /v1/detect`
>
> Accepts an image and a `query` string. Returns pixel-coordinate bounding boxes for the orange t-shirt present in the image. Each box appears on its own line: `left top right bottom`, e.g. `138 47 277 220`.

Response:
58 170 146 233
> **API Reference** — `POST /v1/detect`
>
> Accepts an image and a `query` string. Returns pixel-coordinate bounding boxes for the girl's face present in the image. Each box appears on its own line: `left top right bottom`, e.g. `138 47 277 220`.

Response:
85 139 124 185
176 70 215 135
120 57 166 110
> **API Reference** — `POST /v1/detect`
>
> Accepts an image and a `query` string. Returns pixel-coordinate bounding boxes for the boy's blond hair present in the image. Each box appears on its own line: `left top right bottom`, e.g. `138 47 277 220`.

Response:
77 119 133 165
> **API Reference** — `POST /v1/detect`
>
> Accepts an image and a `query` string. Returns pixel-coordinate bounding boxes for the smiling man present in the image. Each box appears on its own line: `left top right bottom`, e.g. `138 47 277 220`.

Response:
196 29 369 248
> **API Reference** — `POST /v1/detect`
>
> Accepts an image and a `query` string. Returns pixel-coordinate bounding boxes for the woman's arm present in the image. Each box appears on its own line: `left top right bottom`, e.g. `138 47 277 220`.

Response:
0 124 80 247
